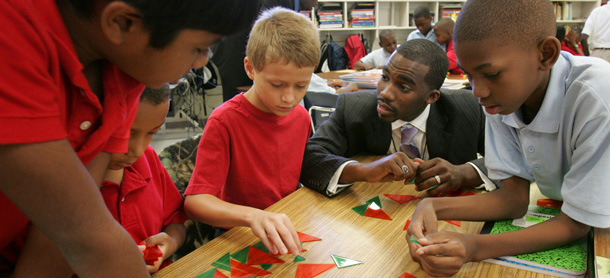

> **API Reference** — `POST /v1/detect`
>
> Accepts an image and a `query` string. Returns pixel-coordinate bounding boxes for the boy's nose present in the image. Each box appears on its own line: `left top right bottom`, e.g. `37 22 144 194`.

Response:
192 55 209 69
281 89 296 104
471 79 490 99
378 84 393 100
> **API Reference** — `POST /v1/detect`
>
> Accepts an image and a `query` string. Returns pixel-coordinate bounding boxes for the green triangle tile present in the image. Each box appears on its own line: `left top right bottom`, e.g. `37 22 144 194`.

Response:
260 264 272 270
408 178 415 184
352 204 368 216
230 246 250 264
330 254 363 269
252 241 270 254
211 252 231 271
293 255 306 262
366 196 382 208
409 234 420 245
193 267 217 278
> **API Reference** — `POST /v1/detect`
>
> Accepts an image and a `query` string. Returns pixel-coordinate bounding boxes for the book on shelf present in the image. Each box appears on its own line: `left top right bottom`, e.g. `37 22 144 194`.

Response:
480 205 588 278
553 2 573 21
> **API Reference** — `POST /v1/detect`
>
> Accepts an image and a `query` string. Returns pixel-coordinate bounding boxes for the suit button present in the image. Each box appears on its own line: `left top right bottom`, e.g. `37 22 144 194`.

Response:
80 121 92 130
528 146 535 153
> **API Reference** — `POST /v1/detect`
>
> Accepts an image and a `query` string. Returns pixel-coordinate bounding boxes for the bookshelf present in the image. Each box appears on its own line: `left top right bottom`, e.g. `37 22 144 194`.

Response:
315 0 601 51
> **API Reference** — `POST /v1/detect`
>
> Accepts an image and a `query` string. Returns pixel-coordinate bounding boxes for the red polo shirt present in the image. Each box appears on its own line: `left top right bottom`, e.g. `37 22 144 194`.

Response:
0 0 144 270
561 41 584 56
446 40 464 75
101 146 188 271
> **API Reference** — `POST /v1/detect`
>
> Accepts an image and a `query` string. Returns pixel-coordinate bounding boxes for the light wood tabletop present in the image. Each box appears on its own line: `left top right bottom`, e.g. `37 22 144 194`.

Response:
152 156 603 277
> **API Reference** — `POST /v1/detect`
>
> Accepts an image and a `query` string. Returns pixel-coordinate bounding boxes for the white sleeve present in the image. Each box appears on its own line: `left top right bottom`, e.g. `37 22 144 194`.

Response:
467 162 497 191
326 160 358 196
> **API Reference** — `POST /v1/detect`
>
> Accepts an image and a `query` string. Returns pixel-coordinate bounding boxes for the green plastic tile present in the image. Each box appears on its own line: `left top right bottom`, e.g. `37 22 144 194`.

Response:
211 252 231 271
293 255 306 262
330 254 363 269
351 204 368 216
230 246 250 264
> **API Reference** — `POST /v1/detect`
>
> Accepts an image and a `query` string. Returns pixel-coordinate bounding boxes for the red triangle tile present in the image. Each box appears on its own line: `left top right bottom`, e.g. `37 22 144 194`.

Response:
230 259 271 277
403 219 411 231
295 263 335 278
384 194 422 204
297 231 322 243
213 269 229 278
247 246 284 265
397 272 419 278
363 207 393 220
445 220 461 227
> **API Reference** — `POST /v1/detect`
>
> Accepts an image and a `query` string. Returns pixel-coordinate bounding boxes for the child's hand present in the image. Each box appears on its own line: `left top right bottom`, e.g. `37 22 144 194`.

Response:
139 232 176 273
249 211 300 256
407 198 438 250
412 231 478 277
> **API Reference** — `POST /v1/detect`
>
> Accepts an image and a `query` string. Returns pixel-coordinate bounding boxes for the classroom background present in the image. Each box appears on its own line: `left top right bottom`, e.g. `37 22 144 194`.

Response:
151 0 606 154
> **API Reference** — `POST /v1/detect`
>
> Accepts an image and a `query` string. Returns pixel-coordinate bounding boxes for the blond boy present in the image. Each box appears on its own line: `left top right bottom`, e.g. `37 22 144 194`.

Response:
184 7 320 256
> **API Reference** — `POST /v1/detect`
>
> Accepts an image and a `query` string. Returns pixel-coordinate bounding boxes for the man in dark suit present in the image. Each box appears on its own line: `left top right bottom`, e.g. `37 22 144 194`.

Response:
301 39 497 197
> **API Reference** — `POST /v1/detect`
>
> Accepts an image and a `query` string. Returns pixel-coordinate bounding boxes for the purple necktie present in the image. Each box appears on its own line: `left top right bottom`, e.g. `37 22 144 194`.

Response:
401 124 421 159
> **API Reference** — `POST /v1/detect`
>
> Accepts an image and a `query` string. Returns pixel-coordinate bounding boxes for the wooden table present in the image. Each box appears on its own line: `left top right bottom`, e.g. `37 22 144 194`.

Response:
153 157 597 278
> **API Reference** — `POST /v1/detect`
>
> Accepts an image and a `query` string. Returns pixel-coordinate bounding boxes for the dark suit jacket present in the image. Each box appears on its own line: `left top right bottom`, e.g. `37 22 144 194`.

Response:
300 89 492 197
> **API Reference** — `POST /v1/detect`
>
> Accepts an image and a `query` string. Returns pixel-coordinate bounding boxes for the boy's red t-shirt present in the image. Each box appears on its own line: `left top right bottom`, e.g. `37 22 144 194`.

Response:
101 146 187 271
0 0 144 270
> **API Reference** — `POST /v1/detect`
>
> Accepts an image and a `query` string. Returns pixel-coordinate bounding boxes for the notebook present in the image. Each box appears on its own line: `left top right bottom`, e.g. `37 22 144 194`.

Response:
480 205 588 278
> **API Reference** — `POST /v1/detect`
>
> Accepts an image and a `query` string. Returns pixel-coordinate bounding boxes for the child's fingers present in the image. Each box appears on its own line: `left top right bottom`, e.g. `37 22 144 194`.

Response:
277 219 300 255
265 226 288 255
137 245 146 253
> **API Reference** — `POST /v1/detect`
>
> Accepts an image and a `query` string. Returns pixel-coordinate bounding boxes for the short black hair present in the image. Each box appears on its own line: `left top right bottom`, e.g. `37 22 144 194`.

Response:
413 6 431 19
556 24 566 42
395 39 448 90
140 84 170 105
67 0 259 48
454 0 556 49
379 30 395 41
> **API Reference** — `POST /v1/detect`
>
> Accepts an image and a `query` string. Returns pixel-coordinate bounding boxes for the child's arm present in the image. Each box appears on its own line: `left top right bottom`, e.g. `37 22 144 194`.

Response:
411 212 589 277
407 176 589 276
185 194 301 255
0 141 148 277
142 223 185 273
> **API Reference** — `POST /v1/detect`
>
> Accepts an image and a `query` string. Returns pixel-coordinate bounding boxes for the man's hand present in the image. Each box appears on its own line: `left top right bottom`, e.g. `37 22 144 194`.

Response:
249 210 301 256
341 152 419 184
410 231 479 277
413 158 482 195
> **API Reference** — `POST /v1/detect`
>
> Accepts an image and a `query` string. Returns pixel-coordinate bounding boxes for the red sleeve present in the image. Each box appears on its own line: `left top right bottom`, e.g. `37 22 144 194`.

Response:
103 87 142 153
447 49 463 74
184 116 231 196
145 146 188 227
0 2 66 144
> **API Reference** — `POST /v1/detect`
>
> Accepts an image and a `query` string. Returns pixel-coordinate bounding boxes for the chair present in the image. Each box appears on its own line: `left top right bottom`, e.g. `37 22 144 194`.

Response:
303 91 339 133
158 135 215 260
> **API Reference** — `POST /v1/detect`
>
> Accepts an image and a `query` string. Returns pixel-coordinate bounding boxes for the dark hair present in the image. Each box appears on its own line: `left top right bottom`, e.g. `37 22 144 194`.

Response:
379 30 395 41
67 0 260 48
413 6 431 19
556 24 566 42
454 0 556 49
140 84 170 105
395 39 448 90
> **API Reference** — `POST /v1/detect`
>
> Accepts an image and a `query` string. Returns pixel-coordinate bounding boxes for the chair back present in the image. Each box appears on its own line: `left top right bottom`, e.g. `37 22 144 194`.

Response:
303 91 339 133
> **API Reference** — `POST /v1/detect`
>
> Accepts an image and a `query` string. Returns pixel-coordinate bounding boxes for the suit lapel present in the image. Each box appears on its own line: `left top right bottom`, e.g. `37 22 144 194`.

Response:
426 102 451 159
366 115 392 154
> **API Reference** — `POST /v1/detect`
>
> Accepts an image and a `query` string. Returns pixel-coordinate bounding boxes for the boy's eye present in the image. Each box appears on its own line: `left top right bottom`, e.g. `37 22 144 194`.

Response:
484 72 500 79
381 74 389 82
296 85 307 89
197 48 209 56
271 83 282 88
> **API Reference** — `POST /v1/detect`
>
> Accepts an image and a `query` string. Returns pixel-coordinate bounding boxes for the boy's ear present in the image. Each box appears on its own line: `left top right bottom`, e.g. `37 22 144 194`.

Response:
244 57 255 80
99 2 145 45
426 89 441 104
538 36 561 71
